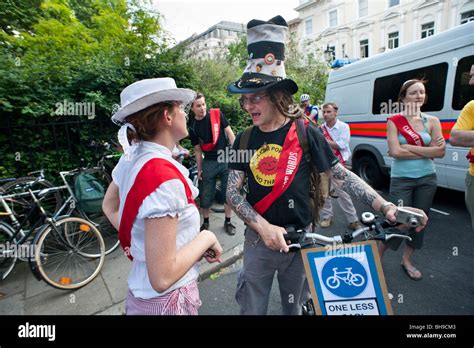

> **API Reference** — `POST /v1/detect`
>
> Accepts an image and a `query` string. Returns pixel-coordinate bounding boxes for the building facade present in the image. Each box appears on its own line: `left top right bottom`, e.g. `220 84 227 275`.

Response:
292 0 474 62
181 21 245 60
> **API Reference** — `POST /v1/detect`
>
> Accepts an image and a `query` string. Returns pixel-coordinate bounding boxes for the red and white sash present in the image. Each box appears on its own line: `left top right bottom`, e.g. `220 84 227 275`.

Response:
388 114 425 147
253 122 303 215
321 124 345 166
200 108 221 152
119 158 195 261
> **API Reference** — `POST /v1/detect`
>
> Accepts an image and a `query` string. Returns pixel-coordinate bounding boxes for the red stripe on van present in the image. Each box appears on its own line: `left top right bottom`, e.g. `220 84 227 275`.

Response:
347 119 456 140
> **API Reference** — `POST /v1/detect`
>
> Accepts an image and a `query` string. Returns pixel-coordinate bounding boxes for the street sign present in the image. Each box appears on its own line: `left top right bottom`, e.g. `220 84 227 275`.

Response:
302 241 392 315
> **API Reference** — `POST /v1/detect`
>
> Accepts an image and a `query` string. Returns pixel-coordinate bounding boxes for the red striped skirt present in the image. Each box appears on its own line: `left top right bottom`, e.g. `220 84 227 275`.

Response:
126 280 202 315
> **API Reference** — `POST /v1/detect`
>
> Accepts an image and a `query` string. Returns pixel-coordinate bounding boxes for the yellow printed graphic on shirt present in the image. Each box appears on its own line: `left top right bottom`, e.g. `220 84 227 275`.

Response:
250 144 282 187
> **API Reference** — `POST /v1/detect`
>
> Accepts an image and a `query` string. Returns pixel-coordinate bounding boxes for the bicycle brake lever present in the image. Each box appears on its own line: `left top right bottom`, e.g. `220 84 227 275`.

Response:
385 233 412 242
287 243 302 252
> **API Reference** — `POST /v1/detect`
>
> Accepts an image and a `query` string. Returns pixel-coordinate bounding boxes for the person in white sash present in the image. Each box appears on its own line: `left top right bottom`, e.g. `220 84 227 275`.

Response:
102 77 222 315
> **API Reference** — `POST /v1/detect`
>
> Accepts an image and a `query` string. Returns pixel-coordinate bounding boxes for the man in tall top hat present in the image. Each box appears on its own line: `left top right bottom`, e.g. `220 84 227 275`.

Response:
226 15 428 315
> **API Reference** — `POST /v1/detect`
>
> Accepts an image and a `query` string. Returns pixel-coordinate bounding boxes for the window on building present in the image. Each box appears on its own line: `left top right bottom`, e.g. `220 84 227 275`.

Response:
359 0 368 17
329 10 337 27
360 39 369 58
421 22 435 38
461 10 474 24
305 18 313 35
389 0 400 7
223 29 229 36
452 55 474 110
388 31 399 49
372 62 448 114
342 43 346 57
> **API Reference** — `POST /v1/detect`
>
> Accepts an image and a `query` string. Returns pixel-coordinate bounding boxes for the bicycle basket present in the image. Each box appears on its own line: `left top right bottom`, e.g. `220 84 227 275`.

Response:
74 173 105 213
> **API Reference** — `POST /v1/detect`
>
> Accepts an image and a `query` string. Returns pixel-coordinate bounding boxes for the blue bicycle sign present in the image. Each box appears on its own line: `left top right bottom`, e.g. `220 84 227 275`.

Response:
321 257 368 298
325 267 365 289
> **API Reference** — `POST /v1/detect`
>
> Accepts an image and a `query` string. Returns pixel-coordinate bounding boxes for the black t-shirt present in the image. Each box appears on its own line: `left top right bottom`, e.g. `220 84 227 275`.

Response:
189 110 229 161
229 121 338 228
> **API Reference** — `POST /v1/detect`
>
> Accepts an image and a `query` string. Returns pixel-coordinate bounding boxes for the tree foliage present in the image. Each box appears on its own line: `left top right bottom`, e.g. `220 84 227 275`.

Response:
0 0 196 178
0 1 330 178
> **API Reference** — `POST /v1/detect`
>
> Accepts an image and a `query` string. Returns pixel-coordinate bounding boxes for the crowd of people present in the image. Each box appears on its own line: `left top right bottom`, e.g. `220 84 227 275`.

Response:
101 14 473 315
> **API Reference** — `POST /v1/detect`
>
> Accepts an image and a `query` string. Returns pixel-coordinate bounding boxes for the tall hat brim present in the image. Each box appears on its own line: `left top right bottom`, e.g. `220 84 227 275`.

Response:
227 15 298 95
227 73 298 94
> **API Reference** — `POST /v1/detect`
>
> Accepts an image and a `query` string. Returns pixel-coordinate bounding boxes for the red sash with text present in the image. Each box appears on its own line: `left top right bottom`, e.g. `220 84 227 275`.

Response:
253 122 303 215
321 124 345 166
201 108 221 151
388 114 425 147
119 158 195 261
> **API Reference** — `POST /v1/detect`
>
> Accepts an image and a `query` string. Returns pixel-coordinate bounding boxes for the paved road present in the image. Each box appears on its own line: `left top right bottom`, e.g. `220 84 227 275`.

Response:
199 186 474 315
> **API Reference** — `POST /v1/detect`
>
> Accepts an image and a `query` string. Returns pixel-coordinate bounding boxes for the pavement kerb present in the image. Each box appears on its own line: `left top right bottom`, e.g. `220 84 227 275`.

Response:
198 242 244 282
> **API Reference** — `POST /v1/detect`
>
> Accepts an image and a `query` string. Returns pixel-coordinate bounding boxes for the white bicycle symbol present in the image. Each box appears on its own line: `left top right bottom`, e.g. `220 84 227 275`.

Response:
325 267 365 289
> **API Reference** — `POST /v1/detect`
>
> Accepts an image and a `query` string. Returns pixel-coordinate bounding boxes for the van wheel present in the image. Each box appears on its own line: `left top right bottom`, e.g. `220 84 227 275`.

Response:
354 155 385 189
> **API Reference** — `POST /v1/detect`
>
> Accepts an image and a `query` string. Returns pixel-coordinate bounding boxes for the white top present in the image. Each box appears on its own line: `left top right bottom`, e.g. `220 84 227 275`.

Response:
322 119 351 161
112 141 200 299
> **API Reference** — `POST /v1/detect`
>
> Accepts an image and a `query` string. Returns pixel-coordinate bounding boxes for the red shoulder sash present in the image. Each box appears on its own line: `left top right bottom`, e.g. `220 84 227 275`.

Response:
253 122 303 215
321 124 345 166
388 114 425 146
201 108 221 151
118 158 195 261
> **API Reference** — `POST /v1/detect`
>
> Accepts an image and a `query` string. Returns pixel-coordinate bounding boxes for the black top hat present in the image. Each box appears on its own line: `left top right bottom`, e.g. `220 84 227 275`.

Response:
227 15 298 95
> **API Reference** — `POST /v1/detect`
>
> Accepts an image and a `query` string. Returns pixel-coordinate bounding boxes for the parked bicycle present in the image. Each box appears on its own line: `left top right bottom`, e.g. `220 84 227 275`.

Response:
0 167 118 256
0 177 105 289
0 170 62 226
282 211 416 315
53 168 119 255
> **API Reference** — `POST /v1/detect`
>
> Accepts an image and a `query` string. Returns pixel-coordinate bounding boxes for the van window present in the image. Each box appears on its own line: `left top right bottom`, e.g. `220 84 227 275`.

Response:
452 55 474 111
329 81 370 115
372 62 448 114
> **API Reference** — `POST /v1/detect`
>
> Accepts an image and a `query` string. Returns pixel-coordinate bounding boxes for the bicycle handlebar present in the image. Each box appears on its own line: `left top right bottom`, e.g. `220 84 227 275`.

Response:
284 212 413 252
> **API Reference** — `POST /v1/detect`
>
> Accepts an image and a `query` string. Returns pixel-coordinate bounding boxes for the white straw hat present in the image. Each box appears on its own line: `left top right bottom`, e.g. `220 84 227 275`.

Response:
112 77 196 124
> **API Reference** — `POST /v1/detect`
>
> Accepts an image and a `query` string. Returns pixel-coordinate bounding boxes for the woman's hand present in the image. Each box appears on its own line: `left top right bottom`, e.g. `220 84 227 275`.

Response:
429 135 445 148
201 230 223 263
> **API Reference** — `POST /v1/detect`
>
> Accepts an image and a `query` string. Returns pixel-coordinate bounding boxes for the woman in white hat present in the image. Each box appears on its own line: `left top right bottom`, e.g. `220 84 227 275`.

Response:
102 77 222 315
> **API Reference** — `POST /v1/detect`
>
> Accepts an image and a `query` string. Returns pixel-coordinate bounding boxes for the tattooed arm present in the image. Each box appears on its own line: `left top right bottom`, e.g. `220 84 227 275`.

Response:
330 163 428 231
226 169 289 252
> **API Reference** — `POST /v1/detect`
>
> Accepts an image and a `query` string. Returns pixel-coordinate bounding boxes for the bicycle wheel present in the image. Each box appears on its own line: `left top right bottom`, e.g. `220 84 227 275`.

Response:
350 274 365 287
0 222 18 280
325 276 340 289
75 168 119 255
0 177 63 226
35 217 105 290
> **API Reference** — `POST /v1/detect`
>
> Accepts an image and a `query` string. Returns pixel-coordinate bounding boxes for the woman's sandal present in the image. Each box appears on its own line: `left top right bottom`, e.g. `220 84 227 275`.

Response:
401 263 423 281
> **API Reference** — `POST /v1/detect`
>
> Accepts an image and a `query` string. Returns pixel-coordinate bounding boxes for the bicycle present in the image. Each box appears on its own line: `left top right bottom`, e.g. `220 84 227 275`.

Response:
0 177 105 289
0 170 63 226
51 168 119 255
0 167 118 256
281 211 415 315
325 266 365 289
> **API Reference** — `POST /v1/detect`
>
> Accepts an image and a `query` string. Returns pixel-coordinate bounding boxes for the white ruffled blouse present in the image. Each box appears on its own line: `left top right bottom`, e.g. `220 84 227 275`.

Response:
112 141 200 299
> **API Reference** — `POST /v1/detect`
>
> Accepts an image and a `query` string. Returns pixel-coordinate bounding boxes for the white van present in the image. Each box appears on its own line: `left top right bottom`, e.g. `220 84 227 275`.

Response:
325 21 474 191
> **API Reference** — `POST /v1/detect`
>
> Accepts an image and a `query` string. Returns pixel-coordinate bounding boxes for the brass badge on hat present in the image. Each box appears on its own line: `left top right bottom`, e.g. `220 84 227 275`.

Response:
264 53 275 65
